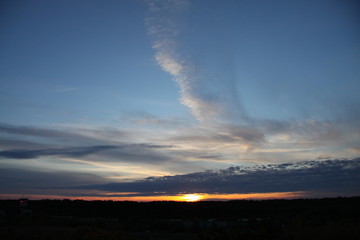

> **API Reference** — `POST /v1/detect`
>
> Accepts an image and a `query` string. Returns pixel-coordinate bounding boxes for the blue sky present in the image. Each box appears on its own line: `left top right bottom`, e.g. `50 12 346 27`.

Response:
0 0 360 200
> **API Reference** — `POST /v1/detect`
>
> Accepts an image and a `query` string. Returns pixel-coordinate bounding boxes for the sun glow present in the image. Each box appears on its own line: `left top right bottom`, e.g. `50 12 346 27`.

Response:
181 194 204 202
1 191 306 202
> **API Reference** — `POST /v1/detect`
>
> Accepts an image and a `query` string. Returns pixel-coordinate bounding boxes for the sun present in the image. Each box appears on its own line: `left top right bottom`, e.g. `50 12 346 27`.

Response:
181 194 204 202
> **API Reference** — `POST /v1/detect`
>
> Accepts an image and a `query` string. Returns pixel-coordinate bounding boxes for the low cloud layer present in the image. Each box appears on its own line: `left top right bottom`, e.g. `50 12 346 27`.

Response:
2 158 359 199
0 166 108 194
1 120 359 198
81 158 360 197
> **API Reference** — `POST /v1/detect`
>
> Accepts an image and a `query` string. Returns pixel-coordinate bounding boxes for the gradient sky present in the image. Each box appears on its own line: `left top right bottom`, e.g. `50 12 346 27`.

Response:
1 0 360 201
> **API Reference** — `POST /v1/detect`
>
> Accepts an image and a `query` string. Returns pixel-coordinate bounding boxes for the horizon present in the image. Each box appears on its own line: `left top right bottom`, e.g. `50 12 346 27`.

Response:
3 195 360 202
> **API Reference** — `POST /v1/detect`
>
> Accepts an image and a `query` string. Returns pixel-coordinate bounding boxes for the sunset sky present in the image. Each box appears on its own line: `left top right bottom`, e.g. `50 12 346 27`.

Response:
1 0 360 201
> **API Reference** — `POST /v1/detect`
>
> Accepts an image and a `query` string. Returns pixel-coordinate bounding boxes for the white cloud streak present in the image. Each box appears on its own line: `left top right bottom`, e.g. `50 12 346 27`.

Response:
145 0 226 123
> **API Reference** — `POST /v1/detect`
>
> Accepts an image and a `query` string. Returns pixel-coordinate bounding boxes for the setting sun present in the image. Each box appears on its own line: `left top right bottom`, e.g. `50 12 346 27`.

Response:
181 194 204 202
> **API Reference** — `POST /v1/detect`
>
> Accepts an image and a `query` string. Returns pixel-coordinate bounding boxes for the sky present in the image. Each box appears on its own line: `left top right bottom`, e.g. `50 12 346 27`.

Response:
0 0 360 201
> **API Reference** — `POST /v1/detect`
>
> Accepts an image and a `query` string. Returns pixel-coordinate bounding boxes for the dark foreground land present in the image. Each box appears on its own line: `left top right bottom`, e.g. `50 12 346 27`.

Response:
1 197 360 240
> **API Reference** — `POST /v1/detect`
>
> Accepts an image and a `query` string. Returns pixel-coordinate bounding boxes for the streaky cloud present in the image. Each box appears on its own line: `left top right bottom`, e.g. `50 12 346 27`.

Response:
0 123 175 163
0 122 128 145
121 111 191 128
145 0 247 123
0 143 174 163
0 146 118 159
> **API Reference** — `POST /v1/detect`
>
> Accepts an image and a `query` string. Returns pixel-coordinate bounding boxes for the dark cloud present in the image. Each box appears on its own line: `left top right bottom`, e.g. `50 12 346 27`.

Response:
0 144 174 163
0 123 174 163
135 143 174 149
0 122 79 139
0 122 128 145
1 158 359 198
0 138 50 150
0 146 118 159
0 167 107 193
81 158 360 196
197 155 223 160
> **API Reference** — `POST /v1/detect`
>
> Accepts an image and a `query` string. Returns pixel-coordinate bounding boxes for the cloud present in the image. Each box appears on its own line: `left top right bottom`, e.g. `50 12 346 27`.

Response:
120 111 190 128
197 155 223 160
1 120 359 198
87 144 174 163
0 144 174 164
145 0 246 123
79 158 360 197
168 123 265 152
143 0 360 159
0 123 174 164
0 166 108 196
1 158 359 199
1 115 359 170
0 146 118 159
144 0 275 156
0 138 50 150
0 122 73 139
0 122 127 146
143 1 360 158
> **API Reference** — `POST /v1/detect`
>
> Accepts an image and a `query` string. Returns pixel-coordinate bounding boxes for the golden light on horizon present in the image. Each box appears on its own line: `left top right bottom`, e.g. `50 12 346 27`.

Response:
180 194 204 202
0 191 307 202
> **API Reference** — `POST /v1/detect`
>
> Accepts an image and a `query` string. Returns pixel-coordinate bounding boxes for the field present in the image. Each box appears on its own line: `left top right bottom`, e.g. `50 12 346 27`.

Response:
1 197 360 240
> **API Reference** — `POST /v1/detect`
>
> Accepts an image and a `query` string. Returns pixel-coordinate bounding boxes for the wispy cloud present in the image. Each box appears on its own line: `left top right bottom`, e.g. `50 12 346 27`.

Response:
144 0 278 155
143 0 360 162
0 123 174 164
120 111 191 128
145 0 246 123
0 146 118 159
